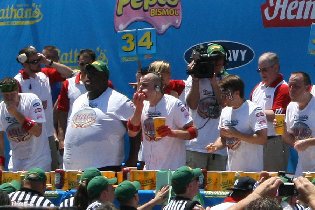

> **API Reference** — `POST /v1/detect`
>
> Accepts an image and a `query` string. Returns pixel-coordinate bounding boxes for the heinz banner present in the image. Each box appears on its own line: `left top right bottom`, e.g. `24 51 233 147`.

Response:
0 0 314 171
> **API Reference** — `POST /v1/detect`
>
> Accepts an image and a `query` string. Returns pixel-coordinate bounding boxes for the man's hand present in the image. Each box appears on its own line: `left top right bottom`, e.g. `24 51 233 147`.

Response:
252 177 283 198
133 92 146 110
294 140 309 151
294 176 315 207
220 126 239 139
156 125 175 138
152 185 170 205
205 143 218 153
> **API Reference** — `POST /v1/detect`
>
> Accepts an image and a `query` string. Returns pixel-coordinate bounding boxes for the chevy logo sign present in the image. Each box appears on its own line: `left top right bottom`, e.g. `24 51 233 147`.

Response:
184 40 255 70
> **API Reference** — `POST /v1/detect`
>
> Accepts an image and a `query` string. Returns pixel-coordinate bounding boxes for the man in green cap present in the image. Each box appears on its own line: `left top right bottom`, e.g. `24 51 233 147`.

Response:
9 167 54 207
63 60 135 171
115 180 169 210
0 180 21 194
0 77 51 171
86 175 117 210
186 43 229 171
163 166 203 210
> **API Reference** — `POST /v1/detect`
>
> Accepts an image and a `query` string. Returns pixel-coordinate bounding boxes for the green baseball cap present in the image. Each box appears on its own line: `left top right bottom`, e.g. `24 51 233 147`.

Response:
207 44 226 56
87 176 117 199
115 180 141 202
0 180 21 193
171 166 202 193
24 168 46 182
80 167 102 182
86 60 109 77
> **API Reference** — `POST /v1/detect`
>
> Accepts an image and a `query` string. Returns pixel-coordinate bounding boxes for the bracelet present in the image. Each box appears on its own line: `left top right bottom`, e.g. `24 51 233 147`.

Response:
48 60 54 66
127 119 141 132
22 118 36 131
187 126 197 139
0 156 5 166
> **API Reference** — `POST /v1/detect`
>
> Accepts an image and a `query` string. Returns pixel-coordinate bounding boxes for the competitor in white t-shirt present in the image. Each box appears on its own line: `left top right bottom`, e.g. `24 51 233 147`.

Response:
282 72 315 176
0 78 51 171
206 75 267 172
14 46 73 170
63 61 135 171
128 72 197 170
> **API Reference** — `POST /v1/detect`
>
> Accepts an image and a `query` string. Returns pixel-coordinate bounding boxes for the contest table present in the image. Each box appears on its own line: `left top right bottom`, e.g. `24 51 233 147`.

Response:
44 190 227 208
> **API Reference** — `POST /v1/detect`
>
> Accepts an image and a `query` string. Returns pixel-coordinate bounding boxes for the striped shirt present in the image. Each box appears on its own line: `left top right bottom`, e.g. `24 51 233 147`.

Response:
59 196 74 207
163 196 199 210
9 188 55 207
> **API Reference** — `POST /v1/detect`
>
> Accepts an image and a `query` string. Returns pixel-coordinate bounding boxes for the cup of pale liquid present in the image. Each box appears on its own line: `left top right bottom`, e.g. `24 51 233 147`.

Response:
153 117 166 139
274 114 285 135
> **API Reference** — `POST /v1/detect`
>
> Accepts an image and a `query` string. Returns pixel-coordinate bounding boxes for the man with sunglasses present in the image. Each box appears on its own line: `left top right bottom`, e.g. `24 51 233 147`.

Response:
250 52 290 172
14 46 73 170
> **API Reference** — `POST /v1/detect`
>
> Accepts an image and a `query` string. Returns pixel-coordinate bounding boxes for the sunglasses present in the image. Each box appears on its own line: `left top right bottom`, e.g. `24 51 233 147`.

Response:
27 59 41 64
256 63 275 73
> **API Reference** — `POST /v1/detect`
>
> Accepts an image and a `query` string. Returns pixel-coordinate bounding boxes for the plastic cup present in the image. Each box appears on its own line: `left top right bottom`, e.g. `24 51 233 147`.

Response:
153 117 166 138
274 114 285 135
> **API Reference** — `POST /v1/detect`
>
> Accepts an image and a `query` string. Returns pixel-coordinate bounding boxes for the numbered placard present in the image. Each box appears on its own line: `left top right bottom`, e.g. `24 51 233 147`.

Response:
137 28 156 55
118 28 156 58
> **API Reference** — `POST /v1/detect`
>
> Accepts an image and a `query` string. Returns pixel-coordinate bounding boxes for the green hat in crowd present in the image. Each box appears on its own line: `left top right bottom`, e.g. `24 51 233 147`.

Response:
207 44 226 56
171 166 202 193
80 167 102 183
24 168 46 182
86 60 109 77
115 180 141 202
0 180 21 193
87 176 117 199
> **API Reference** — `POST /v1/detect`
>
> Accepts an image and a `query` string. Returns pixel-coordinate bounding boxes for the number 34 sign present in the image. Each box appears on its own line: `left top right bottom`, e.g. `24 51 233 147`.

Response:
118 28 156 58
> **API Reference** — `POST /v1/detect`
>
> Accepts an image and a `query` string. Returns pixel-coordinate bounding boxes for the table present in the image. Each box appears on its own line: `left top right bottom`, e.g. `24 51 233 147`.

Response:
44 190 227 208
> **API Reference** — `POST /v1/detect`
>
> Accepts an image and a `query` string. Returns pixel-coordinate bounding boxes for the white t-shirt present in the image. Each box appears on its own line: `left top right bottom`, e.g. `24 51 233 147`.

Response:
185 76 226 156
15 72 54 137
311 85 315 96
0 93 51 171
251 79 287 136
286 97 315 176
219 100 267 172
140 94 193 170
63 88 135 170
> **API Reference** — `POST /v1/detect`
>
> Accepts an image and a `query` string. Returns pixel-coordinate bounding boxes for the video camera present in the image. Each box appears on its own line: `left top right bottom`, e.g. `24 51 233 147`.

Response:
278 171 298 197
187 43 226 78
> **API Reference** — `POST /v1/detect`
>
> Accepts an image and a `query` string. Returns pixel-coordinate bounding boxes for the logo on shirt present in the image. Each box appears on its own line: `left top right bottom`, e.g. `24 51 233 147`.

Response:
292 121 312 140
72 109 97 128
6 122 31 142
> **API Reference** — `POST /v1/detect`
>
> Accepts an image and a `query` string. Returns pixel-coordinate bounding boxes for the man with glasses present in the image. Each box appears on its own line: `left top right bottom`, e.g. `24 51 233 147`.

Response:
14 46 73 170
250 52 290 172
206 75 267 172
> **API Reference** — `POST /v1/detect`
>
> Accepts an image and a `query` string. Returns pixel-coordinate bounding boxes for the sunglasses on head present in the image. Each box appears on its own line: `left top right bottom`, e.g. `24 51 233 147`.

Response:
26 59 41 64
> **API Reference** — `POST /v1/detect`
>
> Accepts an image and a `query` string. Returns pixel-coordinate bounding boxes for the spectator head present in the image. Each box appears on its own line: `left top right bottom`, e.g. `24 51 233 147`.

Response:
95 202 118 210
80 167 102 183
246 197 282 210
23 167 47 195
87 176 117 203
228 176 256 200
288 71 312 103
78 49 96 71
115 180 141 206
148 60 171 86
84 61 110 94
0 180 21 194
42 46 60 62
171 166 201 199
257 52 280 86
219 74 245 104
17 46 42 73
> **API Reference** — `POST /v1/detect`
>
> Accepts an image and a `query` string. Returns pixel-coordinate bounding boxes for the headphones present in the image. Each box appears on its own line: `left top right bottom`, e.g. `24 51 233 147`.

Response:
155 85 161 92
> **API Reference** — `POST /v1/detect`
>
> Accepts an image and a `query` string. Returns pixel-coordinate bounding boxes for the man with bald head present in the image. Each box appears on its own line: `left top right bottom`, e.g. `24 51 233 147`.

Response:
250 52 290 171
128 72 197 170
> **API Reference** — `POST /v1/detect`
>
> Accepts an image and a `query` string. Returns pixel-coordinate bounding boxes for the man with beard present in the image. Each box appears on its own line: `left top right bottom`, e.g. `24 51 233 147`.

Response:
282 72 315 176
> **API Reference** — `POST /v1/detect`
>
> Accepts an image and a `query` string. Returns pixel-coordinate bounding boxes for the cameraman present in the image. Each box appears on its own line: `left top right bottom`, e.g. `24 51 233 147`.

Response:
185 43 228 171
